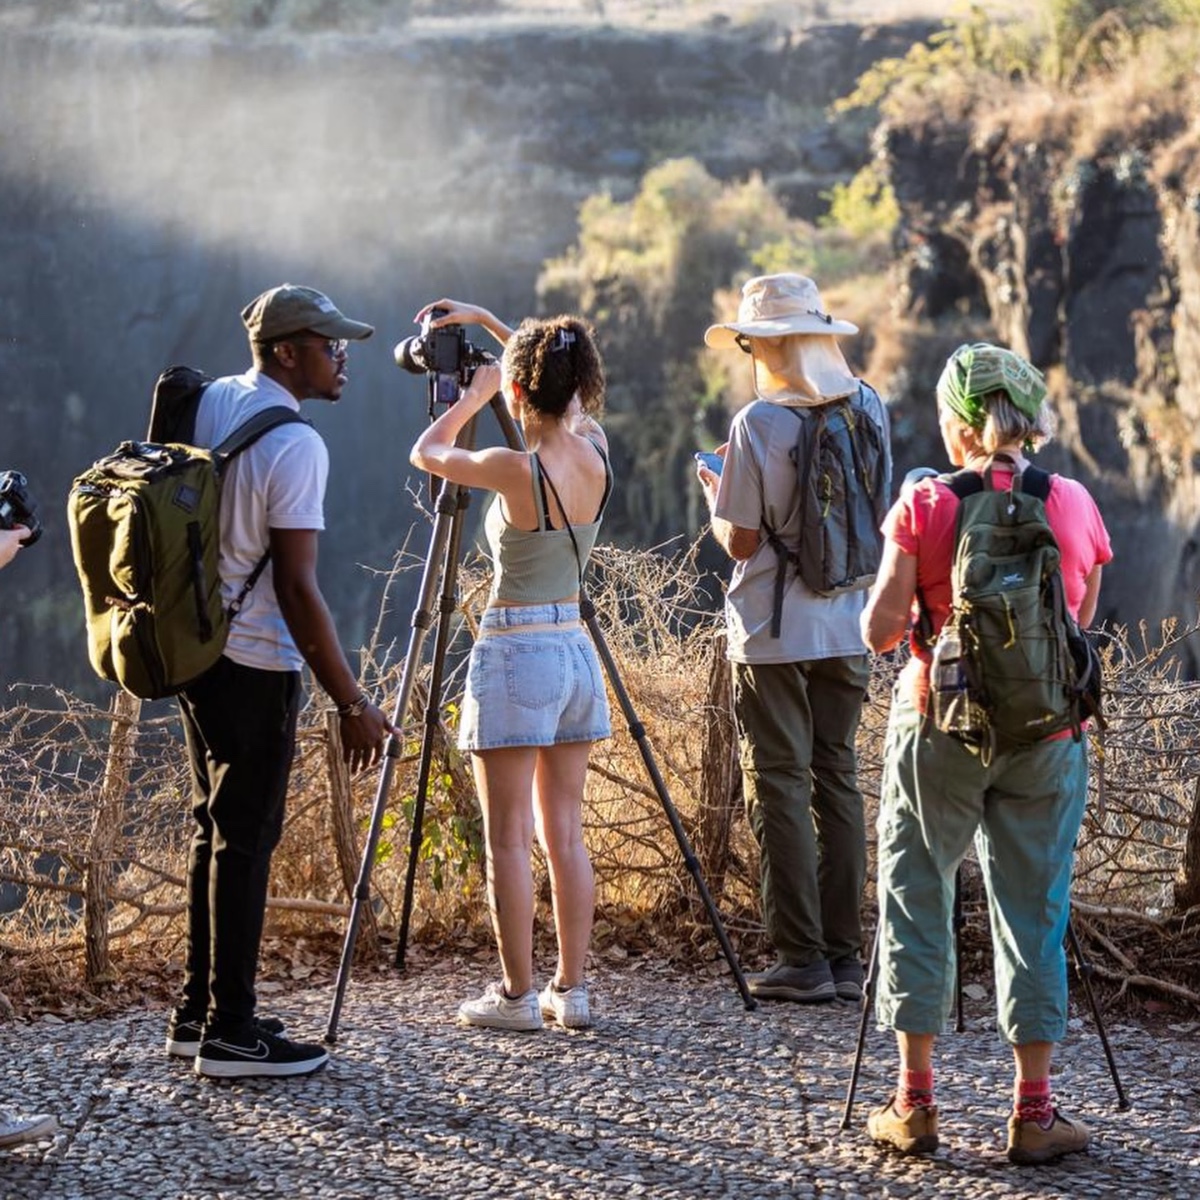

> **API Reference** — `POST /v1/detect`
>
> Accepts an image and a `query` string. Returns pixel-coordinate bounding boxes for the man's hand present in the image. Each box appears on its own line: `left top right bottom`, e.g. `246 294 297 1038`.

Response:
339 699 394 774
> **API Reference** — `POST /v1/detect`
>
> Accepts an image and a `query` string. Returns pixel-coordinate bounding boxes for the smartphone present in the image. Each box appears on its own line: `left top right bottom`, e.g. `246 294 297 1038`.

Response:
695 451 724 475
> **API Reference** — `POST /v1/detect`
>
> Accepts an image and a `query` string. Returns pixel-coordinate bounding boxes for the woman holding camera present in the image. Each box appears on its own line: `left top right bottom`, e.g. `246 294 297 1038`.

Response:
410 299 611 1032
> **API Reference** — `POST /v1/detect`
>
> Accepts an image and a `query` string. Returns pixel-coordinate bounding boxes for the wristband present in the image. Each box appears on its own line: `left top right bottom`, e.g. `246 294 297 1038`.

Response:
336 693 370 719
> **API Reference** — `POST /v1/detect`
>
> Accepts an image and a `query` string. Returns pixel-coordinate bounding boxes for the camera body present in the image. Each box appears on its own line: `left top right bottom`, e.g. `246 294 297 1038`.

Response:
0 470 42 545
394 307 495 407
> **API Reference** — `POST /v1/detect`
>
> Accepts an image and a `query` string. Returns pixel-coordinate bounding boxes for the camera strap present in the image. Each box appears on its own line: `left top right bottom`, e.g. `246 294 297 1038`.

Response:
535 457 584 589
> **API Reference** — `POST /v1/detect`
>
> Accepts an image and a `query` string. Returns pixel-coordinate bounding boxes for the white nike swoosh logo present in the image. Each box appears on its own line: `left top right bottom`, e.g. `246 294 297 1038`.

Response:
207 1038 270 1060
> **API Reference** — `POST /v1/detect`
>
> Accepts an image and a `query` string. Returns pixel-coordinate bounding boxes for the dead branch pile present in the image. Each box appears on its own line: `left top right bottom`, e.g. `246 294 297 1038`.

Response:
1 549 1197 1015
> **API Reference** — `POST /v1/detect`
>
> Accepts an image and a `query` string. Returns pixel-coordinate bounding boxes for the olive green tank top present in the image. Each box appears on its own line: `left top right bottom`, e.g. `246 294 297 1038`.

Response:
484 441 612 604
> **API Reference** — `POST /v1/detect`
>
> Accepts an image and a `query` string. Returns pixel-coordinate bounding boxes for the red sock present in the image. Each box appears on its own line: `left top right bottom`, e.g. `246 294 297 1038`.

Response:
896 1068 934 1113
1016 1077 1055 1127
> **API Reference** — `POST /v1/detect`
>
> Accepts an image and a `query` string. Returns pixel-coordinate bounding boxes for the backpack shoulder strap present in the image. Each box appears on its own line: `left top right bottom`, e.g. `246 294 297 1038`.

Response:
213 406 311 620
213 406 310 470
1017 464 1051 501
940 468 985 500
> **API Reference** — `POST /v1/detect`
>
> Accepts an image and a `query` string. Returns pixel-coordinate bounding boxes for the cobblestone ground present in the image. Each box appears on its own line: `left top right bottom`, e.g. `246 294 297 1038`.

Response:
2 958 1197 1199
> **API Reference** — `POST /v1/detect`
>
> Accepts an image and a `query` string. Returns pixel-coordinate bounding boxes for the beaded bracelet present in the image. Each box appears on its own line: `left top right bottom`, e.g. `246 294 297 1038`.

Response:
335 693 370 719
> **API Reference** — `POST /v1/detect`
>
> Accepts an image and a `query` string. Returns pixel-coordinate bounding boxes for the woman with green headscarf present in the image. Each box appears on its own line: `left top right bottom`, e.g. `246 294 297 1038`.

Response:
859 342 1113 1166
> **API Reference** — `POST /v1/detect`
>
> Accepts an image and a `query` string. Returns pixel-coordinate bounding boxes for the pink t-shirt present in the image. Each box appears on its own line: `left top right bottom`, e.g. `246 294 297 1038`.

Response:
885 462 1113 713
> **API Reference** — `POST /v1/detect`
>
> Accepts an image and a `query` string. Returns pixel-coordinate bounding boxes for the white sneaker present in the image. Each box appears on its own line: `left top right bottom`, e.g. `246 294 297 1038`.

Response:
0 1111 57 1148
457 983 543 1031
539 981 591 1029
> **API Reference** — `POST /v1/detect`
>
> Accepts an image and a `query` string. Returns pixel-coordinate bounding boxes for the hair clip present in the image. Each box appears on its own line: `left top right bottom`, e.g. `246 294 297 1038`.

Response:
551 329 576 353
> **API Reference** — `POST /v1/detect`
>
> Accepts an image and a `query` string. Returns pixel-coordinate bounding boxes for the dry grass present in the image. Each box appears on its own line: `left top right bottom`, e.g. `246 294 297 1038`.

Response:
1 545 1198 1021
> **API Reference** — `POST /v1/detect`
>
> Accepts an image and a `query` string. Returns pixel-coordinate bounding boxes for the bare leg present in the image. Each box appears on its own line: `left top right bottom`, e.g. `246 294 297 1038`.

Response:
472 747 538 996
532 740 594 989
897 1031 936 1074
1013 1040 1053 1084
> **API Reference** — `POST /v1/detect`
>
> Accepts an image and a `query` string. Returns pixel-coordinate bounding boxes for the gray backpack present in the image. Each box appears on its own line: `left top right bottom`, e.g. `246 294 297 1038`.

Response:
763 384 891 636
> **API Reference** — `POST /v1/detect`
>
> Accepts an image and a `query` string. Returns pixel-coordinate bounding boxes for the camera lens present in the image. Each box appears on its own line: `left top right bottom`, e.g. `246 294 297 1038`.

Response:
393 335 429 375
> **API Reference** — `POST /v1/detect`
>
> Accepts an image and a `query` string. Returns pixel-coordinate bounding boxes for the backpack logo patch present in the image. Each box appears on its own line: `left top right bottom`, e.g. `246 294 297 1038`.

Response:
172 483 202 514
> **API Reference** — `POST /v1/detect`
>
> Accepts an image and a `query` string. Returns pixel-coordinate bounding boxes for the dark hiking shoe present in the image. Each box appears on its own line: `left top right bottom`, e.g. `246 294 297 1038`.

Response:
1006 1108 1090 1165
867 1095 940 1155
194 1025 328 1079
746 960 836 1003
166 1009 286 1058
831 957 866 1002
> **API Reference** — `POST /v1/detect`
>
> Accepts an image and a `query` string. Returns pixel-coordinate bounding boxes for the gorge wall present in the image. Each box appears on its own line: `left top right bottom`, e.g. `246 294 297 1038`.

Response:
879 97 1200 661
0 14 928 695
3 10 1195 696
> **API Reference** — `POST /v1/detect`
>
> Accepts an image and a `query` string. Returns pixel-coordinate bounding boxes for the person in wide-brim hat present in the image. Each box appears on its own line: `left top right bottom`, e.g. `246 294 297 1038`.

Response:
705 273 860 405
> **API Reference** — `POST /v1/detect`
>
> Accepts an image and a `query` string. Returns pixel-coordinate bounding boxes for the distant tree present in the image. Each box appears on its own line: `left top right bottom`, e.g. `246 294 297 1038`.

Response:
534 159 807 550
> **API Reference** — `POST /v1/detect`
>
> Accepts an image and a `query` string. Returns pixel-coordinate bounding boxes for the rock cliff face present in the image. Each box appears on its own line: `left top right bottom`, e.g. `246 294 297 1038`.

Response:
882 109 1200 654
0 16 930 694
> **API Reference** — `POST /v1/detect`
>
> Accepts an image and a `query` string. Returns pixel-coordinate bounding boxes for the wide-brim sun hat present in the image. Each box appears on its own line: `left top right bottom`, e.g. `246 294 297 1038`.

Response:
704 273 858 348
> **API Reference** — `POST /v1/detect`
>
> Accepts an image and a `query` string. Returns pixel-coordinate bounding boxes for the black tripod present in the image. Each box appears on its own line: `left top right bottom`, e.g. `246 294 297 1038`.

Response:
325 392 755 1043
840 867 1130 1129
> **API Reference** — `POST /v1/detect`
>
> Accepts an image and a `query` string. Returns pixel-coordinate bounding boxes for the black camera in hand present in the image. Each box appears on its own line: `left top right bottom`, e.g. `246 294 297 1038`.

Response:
0 470 43 545
394 307 495 408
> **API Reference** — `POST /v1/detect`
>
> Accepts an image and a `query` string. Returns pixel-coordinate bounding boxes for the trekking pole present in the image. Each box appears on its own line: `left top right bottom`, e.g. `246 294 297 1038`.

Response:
1066 915 1130 1110
840 917 880 1129
953 867 966 1033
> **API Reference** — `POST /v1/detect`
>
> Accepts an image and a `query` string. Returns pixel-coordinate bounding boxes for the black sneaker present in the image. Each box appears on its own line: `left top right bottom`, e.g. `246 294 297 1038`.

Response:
165 1009 286 1059
194 1025 329 1079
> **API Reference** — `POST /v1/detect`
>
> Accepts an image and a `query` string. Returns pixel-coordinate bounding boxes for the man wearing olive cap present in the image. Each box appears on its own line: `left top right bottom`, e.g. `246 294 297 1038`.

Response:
166 284 392 1079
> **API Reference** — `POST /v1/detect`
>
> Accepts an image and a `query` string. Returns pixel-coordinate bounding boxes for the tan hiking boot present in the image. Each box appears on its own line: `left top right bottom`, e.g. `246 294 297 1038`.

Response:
1006 1108 1090 1165
867 1095 939 1155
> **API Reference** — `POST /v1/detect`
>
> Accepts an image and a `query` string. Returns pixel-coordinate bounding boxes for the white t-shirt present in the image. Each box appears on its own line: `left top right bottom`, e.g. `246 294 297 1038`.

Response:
713 384 890 665
193 369 328 672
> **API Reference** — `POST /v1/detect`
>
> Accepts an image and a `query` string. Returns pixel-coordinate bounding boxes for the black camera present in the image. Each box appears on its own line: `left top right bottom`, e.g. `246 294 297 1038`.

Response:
0 470 42 546
394 307 495 408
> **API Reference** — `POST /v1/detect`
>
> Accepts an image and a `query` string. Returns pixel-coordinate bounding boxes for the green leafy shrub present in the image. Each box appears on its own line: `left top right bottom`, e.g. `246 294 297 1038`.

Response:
822 163 900 240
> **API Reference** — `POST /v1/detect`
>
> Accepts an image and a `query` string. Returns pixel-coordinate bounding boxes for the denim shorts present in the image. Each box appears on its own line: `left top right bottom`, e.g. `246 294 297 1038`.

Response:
457 603 612 751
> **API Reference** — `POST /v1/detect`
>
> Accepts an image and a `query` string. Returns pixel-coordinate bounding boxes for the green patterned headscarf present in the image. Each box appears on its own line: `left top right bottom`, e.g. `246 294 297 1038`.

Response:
936 343 1047 428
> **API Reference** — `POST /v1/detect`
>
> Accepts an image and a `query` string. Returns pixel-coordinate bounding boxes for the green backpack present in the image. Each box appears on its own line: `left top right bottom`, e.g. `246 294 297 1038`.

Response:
925 458 1102 763
67 368 306 700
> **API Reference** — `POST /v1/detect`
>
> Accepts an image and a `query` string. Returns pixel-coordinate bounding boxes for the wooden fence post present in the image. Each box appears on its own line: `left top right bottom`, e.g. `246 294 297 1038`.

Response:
326 712 378 955
85 689 141 985
694 632 739 897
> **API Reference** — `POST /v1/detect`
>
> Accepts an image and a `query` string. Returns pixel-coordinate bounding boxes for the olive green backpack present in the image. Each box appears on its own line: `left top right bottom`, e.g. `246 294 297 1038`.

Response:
924 458 1103 763
67 367 306 700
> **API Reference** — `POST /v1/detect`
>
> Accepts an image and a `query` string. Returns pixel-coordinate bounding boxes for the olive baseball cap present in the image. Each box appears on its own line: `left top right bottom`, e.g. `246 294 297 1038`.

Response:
241 283 374 342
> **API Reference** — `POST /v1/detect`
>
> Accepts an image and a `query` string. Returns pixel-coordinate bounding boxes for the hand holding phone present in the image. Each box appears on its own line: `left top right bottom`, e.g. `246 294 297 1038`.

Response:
695 450 724 476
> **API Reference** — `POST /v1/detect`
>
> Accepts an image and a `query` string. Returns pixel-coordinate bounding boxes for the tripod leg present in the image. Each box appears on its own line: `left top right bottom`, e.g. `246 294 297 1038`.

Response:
324 475 466 1044
953 867 965 1033
1066 915 1131 1111
579 596 757 1010
394 483 472 969
840 915 880 1129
